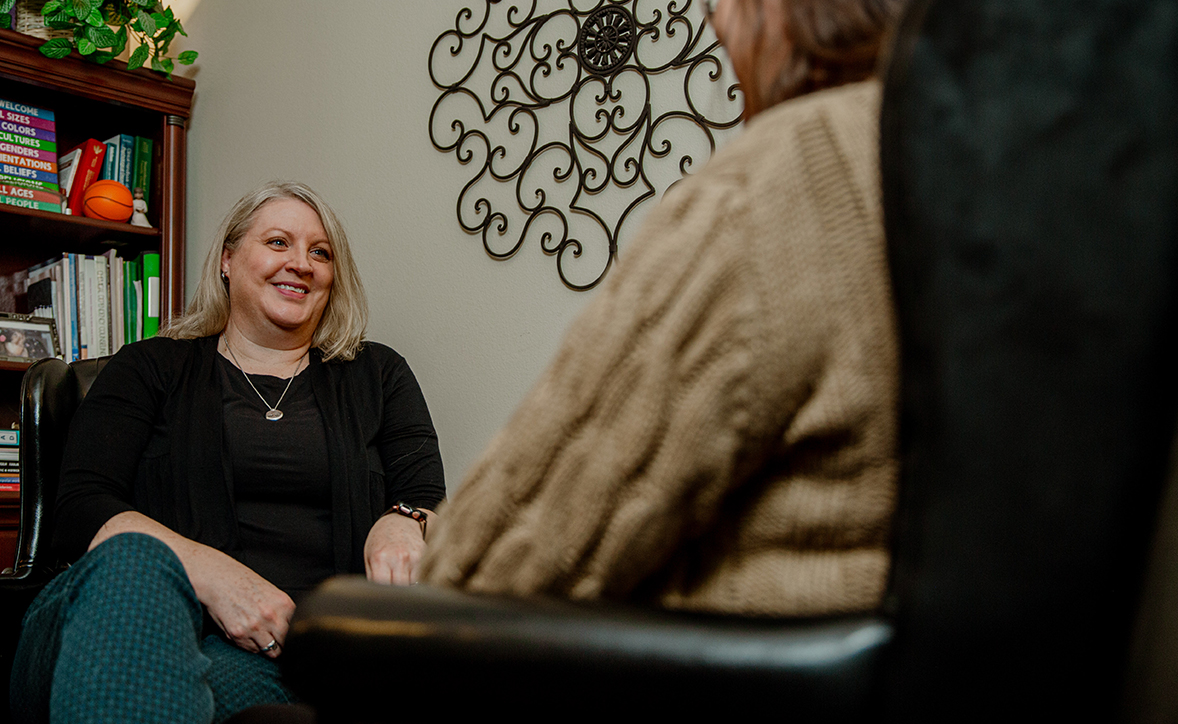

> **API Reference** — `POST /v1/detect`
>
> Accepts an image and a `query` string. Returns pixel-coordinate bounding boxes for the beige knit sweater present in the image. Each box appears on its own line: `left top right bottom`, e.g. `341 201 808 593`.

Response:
421 79 899 617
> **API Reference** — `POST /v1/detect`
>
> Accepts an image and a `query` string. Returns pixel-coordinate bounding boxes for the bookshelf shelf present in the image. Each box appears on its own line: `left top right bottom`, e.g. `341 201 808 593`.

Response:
0 28 194 570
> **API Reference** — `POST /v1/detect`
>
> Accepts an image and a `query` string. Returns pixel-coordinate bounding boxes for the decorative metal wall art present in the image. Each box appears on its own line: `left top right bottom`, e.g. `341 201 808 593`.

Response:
429 0 742 290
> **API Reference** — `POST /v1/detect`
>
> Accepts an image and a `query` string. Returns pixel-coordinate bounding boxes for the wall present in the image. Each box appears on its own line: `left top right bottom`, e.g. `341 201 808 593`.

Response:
178 0 738 489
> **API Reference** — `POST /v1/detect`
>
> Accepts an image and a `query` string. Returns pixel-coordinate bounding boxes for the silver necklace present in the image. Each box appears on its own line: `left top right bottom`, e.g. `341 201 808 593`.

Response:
223 338 307 421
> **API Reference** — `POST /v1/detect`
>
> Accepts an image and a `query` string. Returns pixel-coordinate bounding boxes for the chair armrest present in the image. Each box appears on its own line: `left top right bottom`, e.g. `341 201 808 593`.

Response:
283 577 892 721
1 359 75 586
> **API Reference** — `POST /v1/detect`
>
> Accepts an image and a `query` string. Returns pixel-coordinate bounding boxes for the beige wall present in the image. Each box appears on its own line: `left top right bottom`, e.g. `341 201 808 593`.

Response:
177 1 737 488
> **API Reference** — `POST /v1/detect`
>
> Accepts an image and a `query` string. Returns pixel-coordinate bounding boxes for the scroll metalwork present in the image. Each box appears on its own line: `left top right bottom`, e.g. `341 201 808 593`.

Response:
429 0 742 290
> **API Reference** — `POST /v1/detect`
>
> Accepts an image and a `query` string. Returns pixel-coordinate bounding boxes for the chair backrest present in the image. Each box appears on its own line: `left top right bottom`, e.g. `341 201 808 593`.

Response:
879 0 1178 717
12 357 110 582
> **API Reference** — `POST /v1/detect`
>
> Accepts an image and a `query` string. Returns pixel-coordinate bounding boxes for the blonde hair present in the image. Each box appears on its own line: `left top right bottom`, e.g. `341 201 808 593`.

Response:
163 180 369 361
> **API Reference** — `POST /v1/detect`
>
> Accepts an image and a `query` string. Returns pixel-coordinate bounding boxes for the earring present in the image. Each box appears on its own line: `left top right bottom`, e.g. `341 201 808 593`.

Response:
221 270 229 283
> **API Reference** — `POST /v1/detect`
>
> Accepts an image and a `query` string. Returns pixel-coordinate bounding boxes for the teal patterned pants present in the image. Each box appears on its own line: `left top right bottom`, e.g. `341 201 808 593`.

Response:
10 532 295 723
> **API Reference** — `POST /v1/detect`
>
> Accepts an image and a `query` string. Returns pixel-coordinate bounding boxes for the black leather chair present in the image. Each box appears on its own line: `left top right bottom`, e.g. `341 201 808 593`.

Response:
277 0 1178 721
0 357 109 720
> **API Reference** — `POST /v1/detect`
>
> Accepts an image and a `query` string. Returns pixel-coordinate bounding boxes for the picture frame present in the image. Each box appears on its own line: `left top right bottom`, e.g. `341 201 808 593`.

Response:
0 312 59 364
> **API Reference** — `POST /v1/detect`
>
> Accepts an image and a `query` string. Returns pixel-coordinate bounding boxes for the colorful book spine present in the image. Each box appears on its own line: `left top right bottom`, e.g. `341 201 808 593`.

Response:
142 252 160 338
94 255 110 357
1 163 56 185
0 109 54 131
0 151 57 174
0 429 17 492
0 183 60 204
65 140 106 215
0 130 55 153
0 142 55 162
0 99 54 120
0 119 54 142
118 134 134 189
101 137 118 181
132 136 152 202
0 175 58 194
0 99 59 211
0 195 62 212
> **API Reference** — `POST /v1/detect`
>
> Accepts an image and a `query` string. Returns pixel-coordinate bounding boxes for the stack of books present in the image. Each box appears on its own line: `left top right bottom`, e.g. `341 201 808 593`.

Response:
58 134 154 218
0 429 18 493
0 98 61 213
25 250 161 363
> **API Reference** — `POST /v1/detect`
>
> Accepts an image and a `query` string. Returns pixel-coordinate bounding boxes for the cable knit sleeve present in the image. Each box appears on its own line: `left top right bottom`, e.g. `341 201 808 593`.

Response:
421 176 821 600
422 81 895 615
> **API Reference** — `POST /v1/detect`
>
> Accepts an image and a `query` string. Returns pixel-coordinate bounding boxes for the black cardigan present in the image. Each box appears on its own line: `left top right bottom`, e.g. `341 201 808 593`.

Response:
54 335 446 574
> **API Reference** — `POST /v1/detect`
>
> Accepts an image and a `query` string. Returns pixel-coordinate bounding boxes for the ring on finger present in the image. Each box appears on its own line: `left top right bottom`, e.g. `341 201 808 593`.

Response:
260 639 279 653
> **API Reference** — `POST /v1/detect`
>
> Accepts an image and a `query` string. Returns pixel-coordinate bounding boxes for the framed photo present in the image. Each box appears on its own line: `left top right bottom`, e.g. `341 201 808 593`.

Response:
0 313 59 364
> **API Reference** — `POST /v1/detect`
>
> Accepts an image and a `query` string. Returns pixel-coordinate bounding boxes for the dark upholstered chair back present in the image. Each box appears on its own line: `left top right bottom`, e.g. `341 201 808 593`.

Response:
880 0 1178 717
9 357 109 583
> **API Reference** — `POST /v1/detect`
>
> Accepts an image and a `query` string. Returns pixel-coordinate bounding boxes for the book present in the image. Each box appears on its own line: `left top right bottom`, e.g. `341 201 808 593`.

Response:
0 130 55 153
106 249 124 352
63 255 78 362
132 136 152 203
1 163 56 185
93 254 110 357
0 195 61 212
125 259 140 343
100 134 134 188
0 429 17 493
0 99 54 121
0 118 54 142
0 183 61 206
142 252 160 338
0 175 58 194
0 108 54 131
57 148 79 211
0 150 57 174
0 141 56 163
64 139 106 216
100 136 117 181
76 255 91 359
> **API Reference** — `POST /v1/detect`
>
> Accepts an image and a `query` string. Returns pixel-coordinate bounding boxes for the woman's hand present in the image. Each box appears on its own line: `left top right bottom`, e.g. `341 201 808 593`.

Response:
196 553 296 658
91 511 294 658
364 508 433 585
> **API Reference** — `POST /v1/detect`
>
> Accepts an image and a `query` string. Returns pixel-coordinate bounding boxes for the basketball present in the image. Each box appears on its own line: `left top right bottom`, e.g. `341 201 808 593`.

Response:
82 180 134 222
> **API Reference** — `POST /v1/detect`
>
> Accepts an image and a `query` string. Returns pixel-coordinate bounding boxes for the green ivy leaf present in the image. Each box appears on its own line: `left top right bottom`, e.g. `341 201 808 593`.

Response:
113 24 128 54
68 0 89 18
76 36 96 55
177 50 197 65
130 0 154 6
150 12 165 29
84 7 102 26
126 42 148 70
90 49 116 64
135 9 154 35
85 24 117 47
38 38 73 58
0 15 10 30
0 0 16 13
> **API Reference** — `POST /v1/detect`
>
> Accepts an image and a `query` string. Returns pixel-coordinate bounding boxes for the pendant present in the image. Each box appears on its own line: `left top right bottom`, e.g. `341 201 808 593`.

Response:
265 409 284 421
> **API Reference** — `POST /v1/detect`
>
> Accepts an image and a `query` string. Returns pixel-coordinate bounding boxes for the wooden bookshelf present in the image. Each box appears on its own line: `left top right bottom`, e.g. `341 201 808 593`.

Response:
0 28 194 569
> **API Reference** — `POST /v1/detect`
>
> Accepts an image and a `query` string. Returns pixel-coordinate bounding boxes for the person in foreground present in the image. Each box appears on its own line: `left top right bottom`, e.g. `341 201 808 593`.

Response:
11 181 445 723
422 0 905 617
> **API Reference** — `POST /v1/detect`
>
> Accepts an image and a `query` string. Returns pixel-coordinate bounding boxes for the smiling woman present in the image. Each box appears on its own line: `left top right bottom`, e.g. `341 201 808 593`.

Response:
9 181 446 723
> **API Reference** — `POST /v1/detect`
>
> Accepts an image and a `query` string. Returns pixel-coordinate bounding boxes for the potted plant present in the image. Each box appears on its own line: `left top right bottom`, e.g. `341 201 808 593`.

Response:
0 0 196 77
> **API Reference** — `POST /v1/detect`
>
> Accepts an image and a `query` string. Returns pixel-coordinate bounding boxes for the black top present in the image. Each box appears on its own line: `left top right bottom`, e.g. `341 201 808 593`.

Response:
55 335 446 575
218 354 334 599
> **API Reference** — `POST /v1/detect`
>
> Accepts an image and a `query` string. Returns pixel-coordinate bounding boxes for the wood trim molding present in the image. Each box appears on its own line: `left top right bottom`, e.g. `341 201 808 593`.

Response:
0 28 194 118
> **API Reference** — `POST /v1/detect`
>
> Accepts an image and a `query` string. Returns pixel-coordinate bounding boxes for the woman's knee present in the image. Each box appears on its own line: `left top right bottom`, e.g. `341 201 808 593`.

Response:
69 532 197 606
